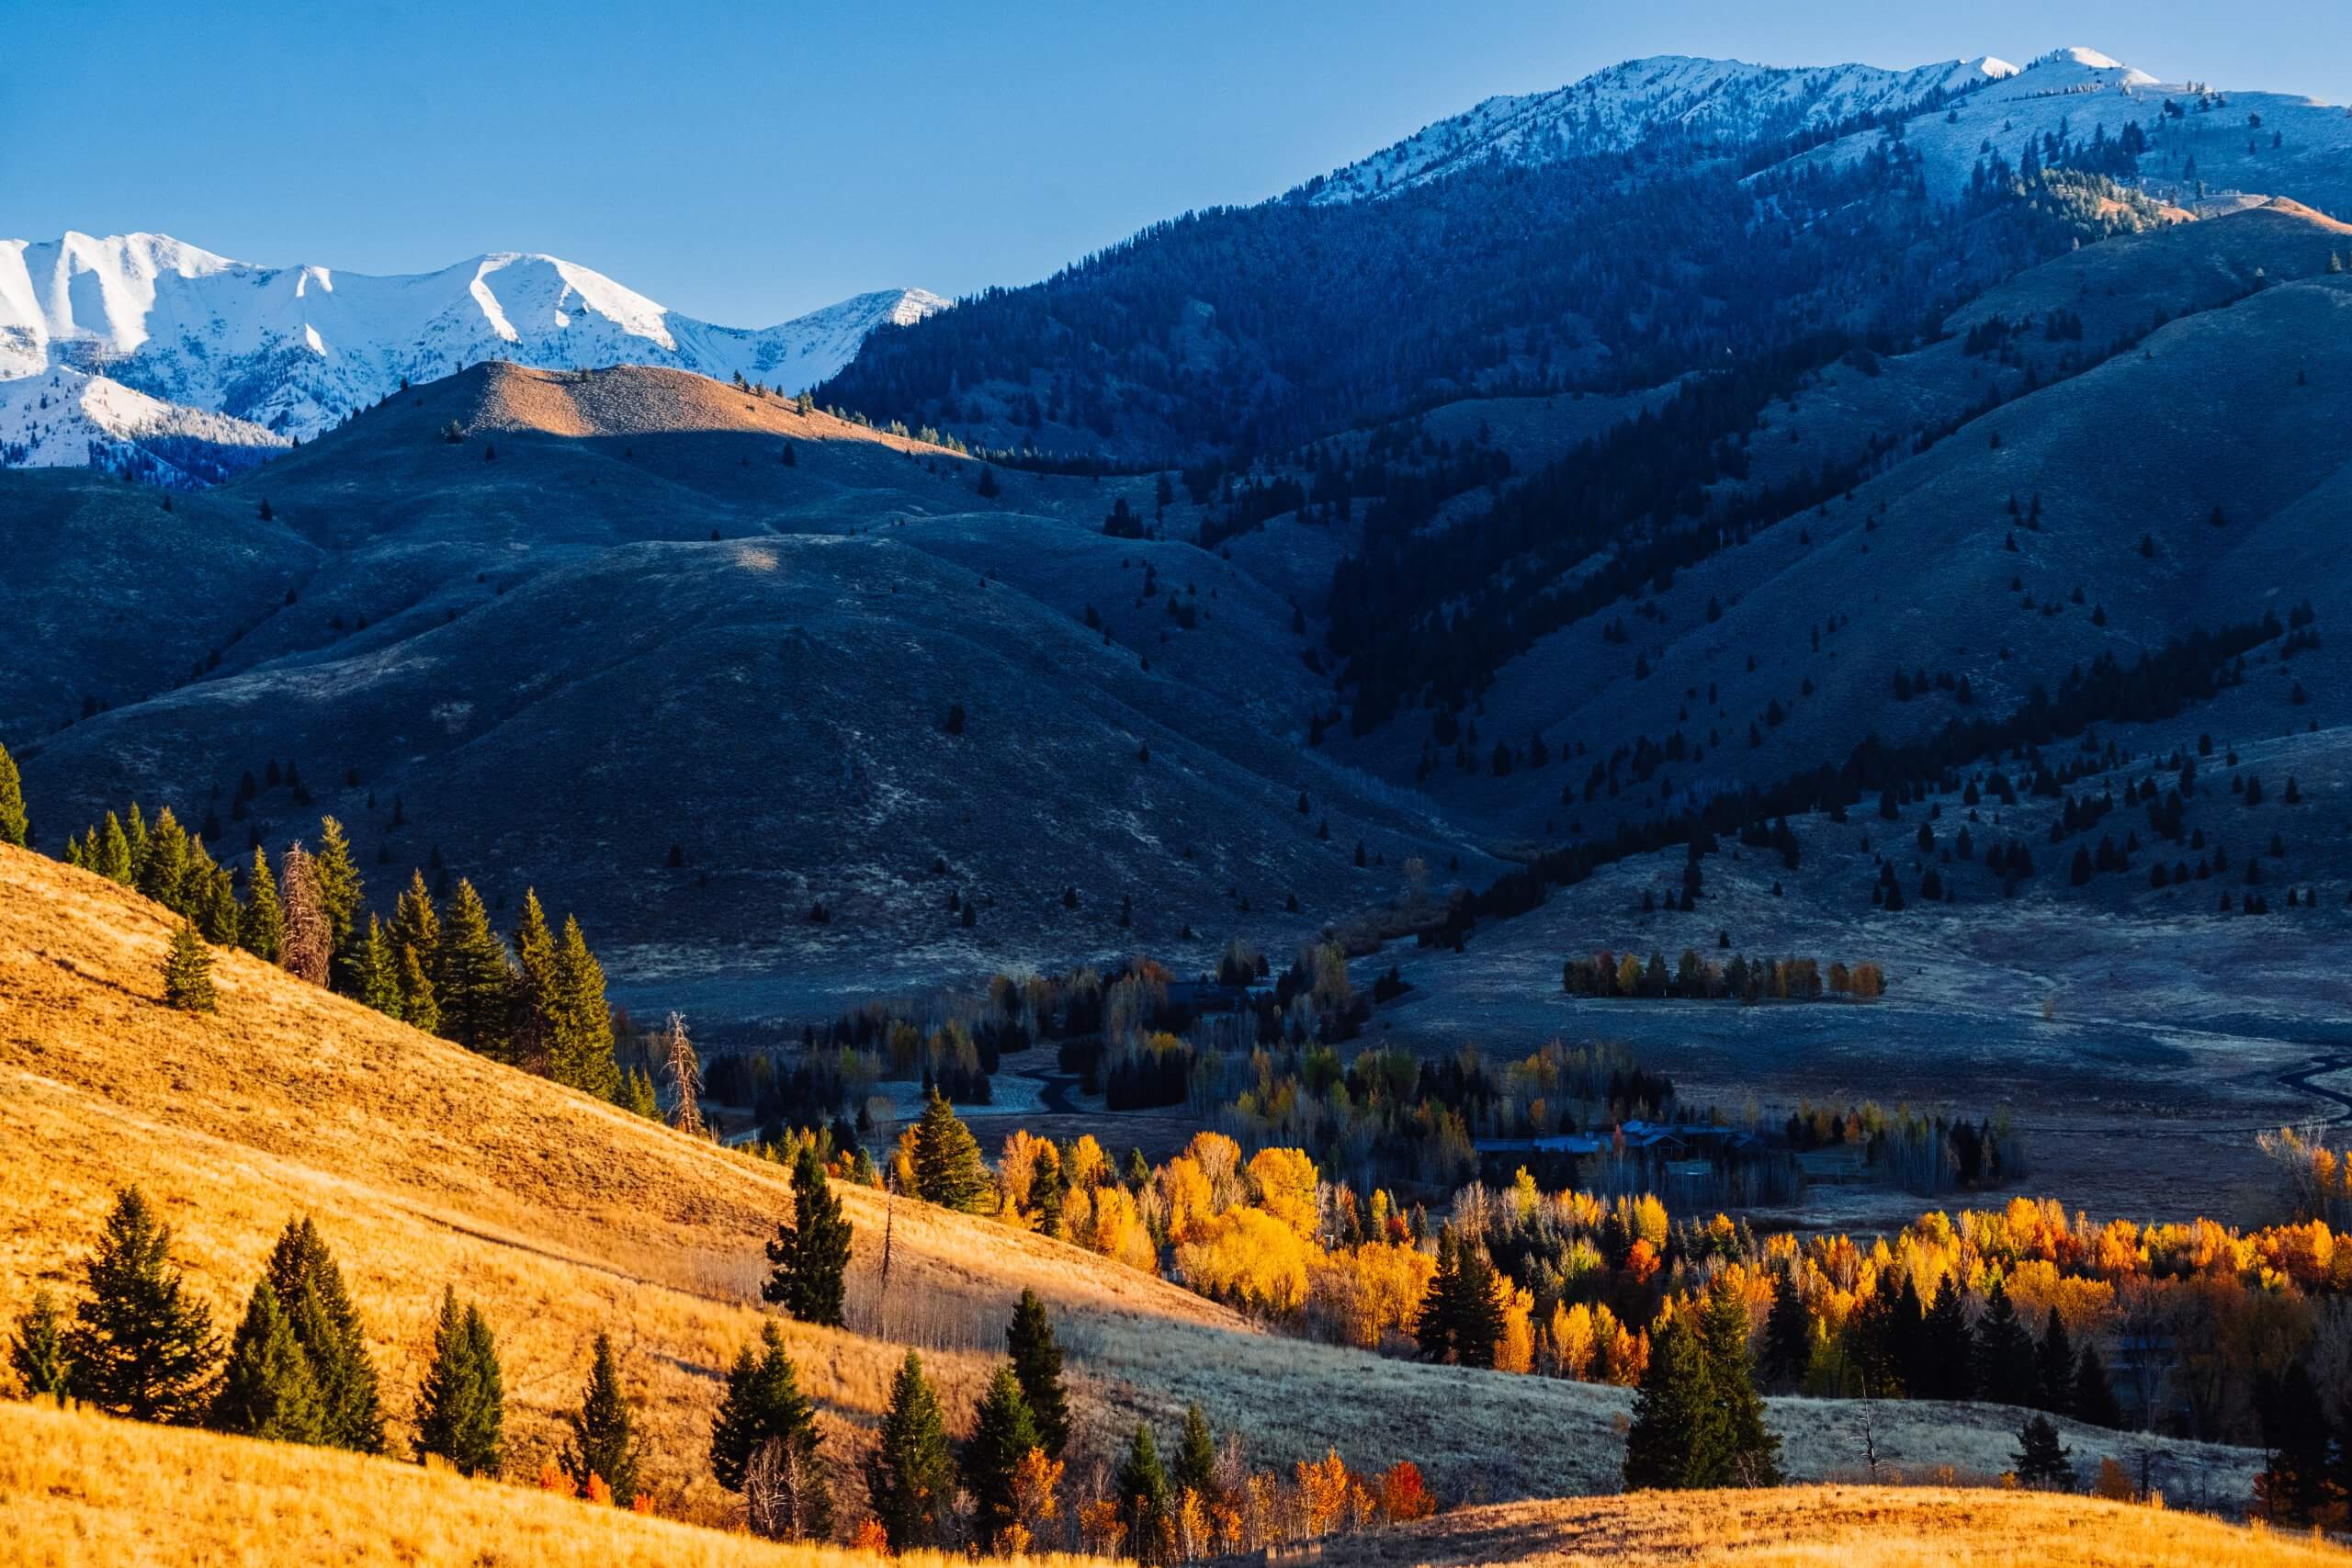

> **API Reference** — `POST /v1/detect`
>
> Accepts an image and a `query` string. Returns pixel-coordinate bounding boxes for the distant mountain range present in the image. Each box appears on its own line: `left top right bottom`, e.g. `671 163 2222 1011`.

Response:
0 231 946 475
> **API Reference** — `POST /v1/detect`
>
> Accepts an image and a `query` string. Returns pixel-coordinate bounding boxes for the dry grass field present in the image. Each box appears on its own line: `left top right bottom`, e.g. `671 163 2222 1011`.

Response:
0 845 2277 1525
1313 1487 2351 1568
0 1398 1112 1568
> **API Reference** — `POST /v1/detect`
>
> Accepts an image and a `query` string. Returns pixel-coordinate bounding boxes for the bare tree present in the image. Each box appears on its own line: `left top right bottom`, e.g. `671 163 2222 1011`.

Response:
658 1011 704 1136
744 1438 815 1541
278 842 330 987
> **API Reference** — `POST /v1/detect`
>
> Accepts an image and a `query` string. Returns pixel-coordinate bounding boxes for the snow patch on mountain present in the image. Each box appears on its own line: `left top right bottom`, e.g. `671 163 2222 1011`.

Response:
0 233 949 446
1306 51 2019 204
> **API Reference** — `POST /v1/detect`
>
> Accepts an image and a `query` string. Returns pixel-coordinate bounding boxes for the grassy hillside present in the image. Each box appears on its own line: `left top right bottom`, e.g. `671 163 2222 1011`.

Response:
1312 1487 2348 1568
0 846 2273 1517
0 1399 1106 1568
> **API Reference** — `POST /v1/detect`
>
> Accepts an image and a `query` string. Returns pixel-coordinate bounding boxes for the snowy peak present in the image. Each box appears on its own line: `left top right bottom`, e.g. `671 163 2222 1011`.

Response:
0 234 948 449
1306 51 2017 203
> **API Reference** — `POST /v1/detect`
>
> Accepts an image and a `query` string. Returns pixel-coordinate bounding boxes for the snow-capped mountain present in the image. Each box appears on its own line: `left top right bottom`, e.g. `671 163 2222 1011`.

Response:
1306 51 2019 203
0 232 948 445
0 364 287 487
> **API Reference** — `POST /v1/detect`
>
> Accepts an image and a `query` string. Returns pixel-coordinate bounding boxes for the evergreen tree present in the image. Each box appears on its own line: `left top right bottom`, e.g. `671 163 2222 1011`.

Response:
561 1331 640 1506
709 1321 831 1537
1696 1275 1782 1485
7 1289 71 1399
2256 1362 2334 1524
311 816 365 994
1919 1274 1976 1401
265 1216 384 1453
162 919 217 1012
389 871 440 975
209 1279 326 1443
124 803 151 881
2011 1414 2075 1490
434 879 514 1060
396 943 439 1035
1760 1269 1811 1391
1413 1227 1462 1363
511 889 558 1068
618 1066 661 1119
241 848 283 963
763 1144 853 1326
191 846 242 947
355 915 403 1020
2033 1308 2075 1414
1622 1315 1720 1490
1450 1237 1505 1369
413 1287 503 1477
96 812 134 884
0 737 25 847
63 1187 220 1423
865 1350 956 1550
964 1363 1043 1552
1973 1279 2039 1406
547 916 619 1097
1172 1402 1217 1500
137 807 191 911
1114 1422 1174 1566
2072 1345 2123 1429
910 1089 991 1212
1006 1288 1070 1458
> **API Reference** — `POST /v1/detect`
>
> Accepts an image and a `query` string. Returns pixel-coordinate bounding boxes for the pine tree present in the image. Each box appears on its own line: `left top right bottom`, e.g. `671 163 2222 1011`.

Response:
547 916 619 1098
865 1350 955 1550
265 1216 385 1453
191 844 241 947
355 915 403 1019
124 802 151 880
1623 1316 1719 1490
396 943 439 1035
435 879 514 1060
1172 1402 1217 1500
708 1321 829 1522
137 807 191 912
1006 1288 1070 1458
209 1279 326 1443
1696 1274 1781 1485
389 870 439 973
561 1331 640 1506
964 1363 1043 1552
511 890 558 1067
0 738 25 847
241 848 283 962
1450 1238 1505 1369
1973 1278 2039 1406
618 1066 661 1119
162 919 217 1012
763 1144 852 1326
2033 1308 2075 1414
7 1289 71 1399
310 816 365 994
2012 1414 2074 1490
96 812 134 884
1760 1269 1811 1391
2072 1345 2123 1429
1114 1423 1174 1566
910 1089 991 1212
63 1187 220 1423
1919 1274 1976 1401
1414 1227 1462 1362
414 1287 503 1477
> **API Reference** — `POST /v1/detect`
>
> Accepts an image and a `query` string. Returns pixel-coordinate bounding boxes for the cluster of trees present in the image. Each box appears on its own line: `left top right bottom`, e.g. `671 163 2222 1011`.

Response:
1562 948 1886 1001
56 797 647 1111
2 1189 630 1501
1784 1102 2025 1194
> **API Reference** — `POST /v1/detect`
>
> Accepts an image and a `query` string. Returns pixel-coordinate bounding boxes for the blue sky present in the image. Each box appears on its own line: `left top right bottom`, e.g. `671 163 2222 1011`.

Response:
8 0 2346 323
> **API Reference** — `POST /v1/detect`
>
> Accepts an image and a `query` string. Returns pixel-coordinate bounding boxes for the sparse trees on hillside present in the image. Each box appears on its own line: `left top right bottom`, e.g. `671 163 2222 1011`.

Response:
763 1144 852 1326
161 920 216 1013
62 1188 220 1424
561 1331 641 1506
414 1287 503 1478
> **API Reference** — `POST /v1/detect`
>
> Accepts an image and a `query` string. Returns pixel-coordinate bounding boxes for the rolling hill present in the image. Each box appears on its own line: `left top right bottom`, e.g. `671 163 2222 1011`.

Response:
0 845 2275 1518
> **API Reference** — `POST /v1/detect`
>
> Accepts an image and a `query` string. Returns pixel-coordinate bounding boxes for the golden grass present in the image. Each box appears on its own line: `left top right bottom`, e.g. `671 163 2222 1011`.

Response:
0 1398 1113 1568
0 846 2278 1517
1310 1487 2348 1568
462 361 959 455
